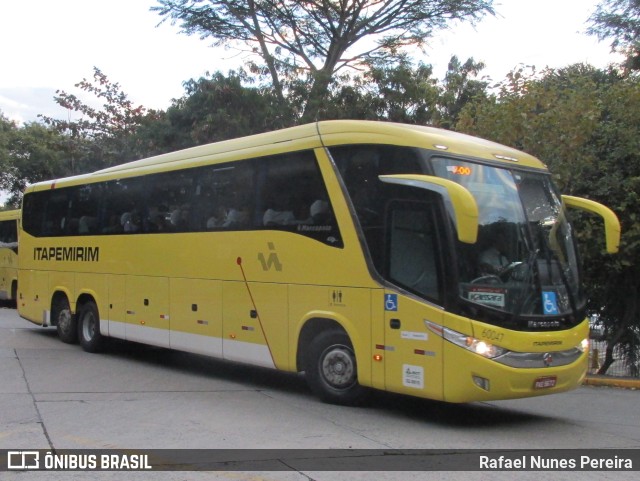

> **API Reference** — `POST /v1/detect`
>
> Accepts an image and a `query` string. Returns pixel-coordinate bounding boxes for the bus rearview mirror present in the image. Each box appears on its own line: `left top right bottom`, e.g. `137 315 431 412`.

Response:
562 195 621 254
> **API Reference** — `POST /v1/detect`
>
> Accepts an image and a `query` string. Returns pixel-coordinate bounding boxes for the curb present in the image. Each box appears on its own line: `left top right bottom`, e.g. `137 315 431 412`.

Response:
583 375 640 390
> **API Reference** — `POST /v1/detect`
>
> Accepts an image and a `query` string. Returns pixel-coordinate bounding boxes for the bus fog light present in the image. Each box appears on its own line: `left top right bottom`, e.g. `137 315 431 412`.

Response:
473 375 490 391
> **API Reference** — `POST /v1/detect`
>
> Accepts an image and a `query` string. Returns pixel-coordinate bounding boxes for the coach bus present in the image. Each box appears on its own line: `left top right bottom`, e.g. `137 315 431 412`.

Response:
17 121 620 404
0 209 19 304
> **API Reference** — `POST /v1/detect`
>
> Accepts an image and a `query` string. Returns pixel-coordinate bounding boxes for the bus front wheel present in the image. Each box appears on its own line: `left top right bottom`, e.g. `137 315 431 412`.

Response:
78 301 104 353
54 297 77 344
305 329 368 405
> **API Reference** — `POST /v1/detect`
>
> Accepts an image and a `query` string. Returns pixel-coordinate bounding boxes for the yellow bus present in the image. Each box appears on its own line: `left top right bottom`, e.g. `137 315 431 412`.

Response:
17 121 620 404
0 209 19 304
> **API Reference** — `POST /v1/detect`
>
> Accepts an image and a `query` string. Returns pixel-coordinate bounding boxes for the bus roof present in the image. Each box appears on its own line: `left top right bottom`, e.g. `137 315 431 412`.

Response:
24 121 547 193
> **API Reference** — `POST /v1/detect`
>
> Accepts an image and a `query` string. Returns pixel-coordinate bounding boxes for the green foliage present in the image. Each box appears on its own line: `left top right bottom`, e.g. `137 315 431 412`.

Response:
588 0 640 71
0 116 71 207
437 56 489 129
40 67 161 172
152 0 495 121
317 55 488 127
162 70 289 148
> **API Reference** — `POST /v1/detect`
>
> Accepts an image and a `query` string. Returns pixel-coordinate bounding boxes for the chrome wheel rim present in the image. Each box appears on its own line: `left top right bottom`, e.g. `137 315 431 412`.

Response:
320 345 356 390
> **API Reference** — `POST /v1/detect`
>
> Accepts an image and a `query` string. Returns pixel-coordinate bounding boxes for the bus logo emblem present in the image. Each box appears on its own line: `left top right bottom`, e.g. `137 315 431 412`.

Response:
258 242 282 272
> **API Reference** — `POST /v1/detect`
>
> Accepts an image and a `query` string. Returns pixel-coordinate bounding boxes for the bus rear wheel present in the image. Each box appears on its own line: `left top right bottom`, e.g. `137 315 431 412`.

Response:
305 329 368 405
54 297 77 344
78 301 104 353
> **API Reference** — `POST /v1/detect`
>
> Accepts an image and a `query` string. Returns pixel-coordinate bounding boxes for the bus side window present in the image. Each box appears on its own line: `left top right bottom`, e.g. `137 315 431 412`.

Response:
100 177 147 235
258 151 342 246
387 202 442 303
198 161 255 231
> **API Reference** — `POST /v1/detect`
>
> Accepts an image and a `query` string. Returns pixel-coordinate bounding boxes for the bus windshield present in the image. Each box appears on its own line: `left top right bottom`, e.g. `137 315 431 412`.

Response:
433 158 584 324
330 145 585 329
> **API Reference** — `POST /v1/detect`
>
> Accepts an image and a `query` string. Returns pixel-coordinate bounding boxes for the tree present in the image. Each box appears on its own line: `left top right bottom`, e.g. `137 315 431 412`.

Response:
40 67 160 172
587 0 640 71
152 0 495 121
164 70 287 147
436 55 488 129
0 118 71 206
0 112 18 207
315 56 441 122
361 56 441 124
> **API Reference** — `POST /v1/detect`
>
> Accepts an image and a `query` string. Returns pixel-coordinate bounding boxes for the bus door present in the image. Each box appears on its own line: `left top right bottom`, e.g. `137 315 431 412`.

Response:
381 201 444 399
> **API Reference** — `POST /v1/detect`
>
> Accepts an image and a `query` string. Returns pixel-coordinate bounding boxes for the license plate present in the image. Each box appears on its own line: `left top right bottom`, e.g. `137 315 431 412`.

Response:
533 376 557 389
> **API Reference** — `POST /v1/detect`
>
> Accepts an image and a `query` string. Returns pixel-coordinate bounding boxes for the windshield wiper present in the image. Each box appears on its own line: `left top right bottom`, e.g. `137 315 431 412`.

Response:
513 247 540 319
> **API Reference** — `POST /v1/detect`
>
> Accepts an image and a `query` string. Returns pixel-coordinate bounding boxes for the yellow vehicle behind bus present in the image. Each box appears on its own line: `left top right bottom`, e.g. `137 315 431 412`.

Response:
17 121 620 404
0 209 19 304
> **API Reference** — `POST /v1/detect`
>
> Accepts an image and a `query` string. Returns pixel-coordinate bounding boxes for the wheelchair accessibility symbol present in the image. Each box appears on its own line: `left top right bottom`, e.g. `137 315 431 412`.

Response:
385 294 398 312
542 291 559 315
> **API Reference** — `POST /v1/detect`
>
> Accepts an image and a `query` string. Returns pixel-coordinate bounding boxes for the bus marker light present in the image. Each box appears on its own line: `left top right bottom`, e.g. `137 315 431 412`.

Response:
140 320 146 325
373 354 383 362
414 349 436 357
493 154 519 162
230 333 236 339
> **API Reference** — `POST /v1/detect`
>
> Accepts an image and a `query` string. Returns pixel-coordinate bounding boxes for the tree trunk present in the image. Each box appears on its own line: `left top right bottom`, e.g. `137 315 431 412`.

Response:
597 280 638 375
301 70 333 123
597 326 623 375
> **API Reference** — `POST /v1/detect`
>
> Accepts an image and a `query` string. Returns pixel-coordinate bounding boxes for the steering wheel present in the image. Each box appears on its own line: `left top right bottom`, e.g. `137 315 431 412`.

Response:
471 275 502 285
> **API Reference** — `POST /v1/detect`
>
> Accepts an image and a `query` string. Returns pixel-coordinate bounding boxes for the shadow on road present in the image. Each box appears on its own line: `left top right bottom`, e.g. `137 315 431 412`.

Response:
17 322 557 428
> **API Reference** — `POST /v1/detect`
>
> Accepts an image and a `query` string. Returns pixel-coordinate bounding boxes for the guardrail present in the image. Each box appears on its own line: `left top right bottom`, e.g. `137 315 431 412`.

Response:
588 340 638 378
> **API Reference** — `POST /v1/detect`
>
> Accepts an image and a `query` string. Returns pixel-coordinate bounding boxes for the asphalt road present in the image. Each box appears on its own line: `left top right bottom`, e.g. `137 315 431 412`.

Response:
0 304 638 481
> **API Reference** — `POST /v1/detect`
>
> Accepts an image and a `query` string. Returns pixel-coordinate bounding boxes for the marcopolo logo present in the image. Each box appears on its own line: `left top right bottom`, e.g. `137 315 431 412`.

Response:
33 246 99 262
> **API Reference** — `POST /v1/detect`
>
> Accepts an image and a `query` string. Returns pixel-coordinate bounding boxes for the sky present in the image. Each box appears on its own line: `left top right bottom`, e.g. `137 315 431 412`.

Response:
0 0 621 125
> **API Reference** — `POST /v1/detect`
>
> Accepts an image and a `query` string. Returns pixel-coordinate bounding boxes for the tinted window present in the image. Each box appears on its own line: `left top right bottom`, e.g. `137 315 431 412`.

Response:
0 219 17 246
22 150 341 247
387 202 441 303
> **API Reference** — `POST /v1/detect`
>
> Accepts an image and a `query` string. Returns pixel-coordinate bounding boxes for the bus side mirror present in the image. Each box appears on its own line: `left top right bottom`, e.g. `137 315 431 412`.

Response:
562 195 621 254
379 174 479 244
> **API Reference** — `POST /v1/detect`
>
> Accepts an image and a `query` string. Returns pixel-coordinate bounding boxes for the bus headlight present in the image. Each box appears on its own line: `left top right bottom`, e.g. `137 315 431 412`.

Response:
426 321 508 359
578 338 589 353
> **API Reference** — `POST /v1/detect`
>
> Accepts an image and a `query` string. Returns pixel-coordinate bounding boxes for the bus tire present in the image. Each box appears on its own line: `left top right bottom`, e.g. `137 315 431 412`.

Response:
54 296 77 344
305 329 368 405
78 300 104 353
